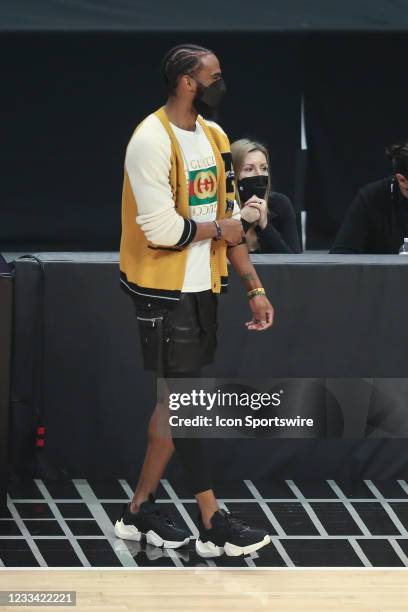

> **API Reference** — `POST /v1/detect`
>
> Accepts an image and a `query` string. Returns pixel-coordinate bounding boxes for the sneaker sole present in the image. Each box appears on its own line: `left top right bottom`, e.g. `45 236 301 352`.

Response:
114 519 190 549
195 534 271 558
195 538 224 558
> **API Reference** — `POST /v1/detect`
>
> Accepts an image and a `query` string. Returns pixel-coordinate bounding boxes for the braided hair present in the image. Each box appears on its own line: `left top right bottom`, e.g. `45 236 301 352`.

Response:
161 44 214 95
386 142 408 178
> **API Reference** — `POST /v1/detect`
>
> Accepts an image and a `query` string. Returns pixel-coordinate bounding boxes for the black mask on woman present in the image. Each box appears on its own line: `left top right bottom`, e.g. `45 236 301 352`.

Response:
192 77 227 120
237 175 268 204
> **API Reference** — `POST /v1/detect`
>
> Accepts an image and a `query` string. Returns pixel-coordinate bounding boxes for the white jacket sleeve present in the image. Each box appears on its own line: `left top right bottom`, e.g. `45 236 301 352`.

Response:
125 115 196 247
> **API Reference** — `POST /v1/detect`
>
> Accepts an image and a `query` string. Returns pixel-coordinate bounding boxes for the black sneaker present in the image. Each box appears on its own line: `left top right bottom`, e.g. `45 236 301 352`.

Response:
195 508 271 557
114 493 191 549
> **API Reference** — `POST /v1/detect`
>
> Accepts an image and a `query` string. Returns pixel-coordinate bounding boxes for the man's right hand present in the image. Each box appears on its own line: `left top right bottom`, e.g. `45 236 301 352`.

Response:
218 218 245 245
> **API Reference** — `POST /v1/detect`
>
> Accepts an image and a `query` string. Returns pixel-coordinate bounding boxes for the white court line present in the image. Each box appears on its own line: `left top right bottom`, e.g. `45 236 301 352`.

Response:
397 480 408 497
245 480 295 567
306 481 372 567
330 480 407 568
387 538 408 566
167 550 184 567
327 481 371 537
6 479 408 569
396 480 408 501
35 480 90 567
6 496 47 567
346 540 372 567
159 480 199 538
0 518 97 521
286 481 328 536
1 534 407 540
0 536 125 540
365 481 408 536
73 479 137 567
8 497 408 504
3 565 406 571
287 481 372 568
244 481 287 537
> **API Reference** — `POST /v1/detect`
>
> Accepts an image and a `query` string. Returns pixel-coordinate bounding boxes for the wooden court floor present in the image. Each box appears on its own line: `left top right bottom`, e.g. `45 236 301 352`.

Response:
0 569 407 611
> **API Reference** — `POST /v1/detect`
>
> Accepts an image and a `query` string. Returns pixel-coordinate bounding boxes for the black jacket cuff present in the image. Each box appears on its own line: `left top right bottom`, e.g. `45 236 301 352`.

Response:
175 218 197 247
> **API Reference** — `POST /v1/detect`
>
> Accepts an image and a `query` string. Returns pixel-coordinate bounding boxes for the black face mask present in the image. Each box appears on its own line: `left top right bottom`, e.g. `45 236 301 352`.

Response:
192 77 227 120
237 175 268 204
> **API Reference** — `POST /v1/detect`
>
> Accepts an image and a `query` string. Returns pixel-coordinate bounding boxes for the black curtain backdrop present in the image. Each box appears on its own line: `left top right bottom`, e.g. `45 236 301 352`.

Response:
4 30 408 252
0 32 300 251
304 33 408 250
1 0 408 31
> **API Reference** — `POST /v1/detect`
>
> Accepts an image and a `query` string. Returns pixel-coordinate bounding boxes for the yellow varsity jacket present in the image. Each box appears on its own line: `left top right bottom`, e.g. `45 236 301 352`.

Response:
119 105 238 306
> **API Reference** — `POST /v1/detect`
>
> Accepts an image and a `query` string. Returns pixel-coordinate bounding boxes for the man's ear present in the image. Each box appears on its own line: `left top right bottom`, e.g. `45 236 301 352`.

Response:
183 75 194 92
395 173 406 187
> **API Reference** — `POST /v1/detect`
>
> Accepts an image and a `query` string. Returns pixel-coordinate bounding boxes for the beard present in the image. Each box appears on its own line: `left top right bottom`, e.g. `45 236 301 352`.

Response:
192 97 219 121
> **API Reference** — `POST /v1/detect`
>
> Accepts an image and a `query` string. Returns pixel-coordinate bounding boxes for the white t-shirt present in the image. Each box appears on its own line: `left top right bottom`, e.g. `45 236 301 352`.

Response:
170 120 217 292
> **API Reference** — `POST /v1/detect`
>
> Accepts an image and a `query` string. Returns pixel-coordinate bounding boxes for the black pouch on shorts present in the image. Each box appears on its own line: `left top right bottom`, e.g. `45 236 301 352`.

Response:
164 318 202 373
134 306 168 371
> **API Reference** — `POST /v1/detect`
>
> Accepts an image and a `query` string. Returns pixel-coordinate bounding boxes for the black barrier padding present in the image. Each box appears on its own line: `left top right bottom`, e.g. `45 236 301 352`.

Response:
9 258 45 476
0 254 12 274
9 254 408 480
0 275 13 508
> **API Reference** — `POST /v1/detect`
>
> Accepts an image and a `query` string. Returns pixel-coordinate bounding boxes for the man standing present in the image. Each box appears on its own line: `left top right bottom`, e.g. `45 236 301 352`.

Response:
115 44 274 558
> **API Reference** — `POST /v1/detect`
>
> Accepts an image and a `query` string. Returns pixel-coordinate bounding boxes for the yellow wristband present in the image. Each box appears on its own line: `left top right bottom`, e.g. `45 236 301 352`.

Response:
247 287 266 299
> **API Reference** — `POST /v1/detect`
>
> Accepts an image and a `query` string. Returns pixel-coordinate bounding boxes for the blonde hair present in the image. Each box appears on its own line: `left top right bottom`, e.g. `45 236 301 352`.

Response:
230 138 272 207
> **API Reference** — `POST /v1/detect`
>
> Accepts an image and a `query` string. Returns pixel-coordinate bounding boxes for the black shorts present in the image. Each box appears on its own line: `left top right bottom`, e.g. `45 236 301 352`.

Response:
132 290 218 375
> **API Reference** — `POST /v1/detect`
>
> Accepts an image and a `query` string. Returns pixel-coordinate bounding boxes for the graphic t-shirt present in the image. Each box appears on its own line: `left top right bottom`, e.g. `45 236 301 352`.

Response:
170 120 218 292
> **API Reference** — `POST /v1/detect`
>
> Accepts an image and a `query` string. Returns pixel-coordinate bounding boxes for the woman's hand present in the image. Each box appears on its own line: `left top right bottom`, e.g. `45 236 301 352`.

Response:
256 198 268 229
241 196 268 229
240 197 261 223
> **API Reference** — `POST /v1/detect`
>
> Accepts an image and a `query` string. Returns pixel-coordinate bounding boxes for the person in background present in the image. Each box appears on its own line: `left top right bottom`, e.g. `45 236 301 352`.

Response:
330 142 408 254
230 138 301 254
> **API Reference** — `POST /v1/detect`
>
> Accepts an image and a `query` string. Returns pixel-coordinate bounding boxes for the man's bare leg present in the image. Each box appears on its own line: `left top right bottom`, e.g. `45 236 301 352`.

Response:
129 401 174 513
195 490 219 529
129 392 220 525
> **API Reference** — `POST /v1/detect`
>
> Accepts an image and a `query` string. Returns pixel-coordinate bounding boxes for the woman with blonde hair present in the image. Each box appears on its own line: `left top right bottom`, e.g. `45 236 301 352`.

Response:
231 138 301 253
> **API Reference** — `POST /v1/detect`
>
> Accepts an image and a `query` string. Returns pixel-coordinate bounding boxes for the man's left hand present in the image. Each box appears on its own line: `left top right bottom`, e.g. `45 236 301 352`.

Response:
245 294 275 331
